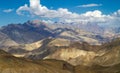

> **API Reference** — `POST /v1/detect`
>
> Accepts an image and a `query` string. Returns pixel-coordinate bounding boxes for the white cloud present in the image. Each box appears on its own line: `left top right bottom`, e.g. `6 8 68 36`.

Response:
16 0 120 26
16 4 30 15
77 3 102 8
3 9 14 13
113 9 120 17
17 0 79 19
82 10 103 17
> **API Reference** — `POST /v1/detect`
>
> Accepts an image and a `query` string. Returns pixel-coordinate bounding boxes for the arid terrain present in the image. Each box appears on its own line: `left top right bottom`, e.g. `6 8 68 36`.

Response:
0 20 119 73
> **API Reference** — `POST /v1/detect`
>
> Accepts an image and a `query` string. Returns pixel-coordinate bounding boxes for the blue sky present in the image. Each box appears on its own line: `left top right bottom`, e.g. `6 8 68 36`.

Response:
42 0 119 14
0 0 120 26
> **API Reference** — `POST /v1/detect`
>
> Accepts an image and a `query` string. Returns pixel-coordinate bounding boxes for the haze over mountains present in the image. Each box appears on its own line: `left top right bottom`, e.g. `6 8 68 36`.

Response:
0 20 116 46
0 20 120 73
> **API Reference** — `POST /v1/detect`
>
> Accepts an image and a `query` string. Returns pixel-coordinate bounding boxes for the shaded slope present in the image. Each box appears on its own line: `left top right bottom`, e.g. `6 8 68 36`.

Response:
93 38 120 66
0 31 18 47
0 50 74 73
0 21 53 44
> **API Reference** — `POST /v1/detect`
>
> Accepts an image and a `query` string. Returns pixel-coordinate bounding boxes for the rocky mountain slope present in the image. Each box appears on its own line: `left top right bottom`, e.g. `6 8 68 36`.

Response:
0 20 111 47
44 38 120 67
0 20 120 73
4 37 118 68
0 46 120 73
93 38 120 66
0 31 18 47
0 21 53 44
0 49 74 73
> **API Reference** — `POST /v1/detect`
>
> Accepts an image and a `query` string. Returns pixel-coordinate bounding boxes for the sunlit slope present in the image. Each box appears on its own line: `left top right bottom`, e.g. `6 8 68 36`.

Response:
0 50 74 73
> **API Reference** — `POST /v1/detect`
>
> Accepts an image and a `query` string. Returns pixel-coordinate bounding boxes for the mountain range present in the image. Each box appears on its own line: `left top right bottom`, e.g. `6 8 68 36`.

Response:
0 20 120 73
0 20 114 46
0 36 120 73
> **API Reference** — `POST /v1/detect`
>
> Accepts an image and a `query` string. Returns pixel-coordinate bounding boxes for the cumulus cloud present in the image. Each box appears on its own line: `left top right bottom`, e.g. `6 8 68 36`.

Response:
77 3 102 8
16 0 120 26
113 10 120 17
17 0 79 19
3 9 14 13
